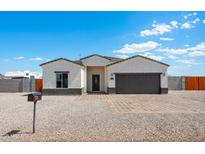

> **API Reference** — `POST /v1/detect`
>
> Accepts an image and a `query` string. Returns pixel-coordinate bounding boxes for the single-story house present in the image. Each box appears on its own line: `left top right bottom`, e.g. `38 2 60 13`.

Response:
40 54 169 95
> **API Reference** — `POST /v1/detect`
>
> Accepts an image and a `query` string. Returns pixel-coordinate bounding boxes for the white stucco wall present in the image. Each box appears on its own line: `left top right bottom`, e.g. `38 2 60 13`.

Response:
83 67 87 92
87 66 105 92
42 59 84 89
106 56 168 88
81 68 86 92
160 72 168 88
104 67 108 93
81 55 110 66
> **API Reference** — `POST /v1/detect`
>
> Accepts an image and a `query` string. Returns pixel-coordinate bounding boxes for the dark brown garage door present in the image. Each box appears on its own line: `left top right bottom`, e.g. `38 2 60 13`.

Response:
115 73 160 94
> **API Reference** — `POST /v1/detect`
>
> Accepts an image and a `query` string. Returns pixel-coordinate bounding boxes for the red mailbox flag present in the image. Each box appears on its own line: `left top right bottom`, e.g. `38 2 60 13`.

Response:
34 96 39 102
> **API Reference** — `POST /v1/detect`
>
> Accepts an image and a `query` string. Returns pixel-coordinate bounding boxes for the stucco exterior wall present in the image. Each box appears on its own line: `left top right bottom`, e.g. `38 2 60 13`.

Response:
87 66 105 92
42 60 83 89
81 69 85 91
104 67 108 93
106 56 168 89
160 72 168 88
81 55 110 66
83 67 87 92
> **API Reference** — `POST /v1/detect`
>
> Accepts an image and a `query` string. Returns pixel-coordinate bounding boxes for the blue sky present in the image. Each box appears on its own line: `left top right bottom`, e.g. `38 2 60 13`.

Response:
0 11 205 76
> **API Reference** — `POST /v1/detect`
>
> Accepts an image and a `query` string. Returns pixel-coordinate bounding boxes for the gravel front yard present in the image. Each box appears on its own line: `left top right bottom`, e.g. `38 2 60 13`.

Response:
0 91 205 141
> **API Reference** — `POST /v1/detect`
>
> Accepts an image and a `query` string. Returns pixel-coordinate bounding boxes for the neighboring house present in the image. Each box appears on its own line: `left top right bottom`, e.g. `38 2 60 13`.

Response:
5 71 42 79
40 54 169 95
0 74 25 79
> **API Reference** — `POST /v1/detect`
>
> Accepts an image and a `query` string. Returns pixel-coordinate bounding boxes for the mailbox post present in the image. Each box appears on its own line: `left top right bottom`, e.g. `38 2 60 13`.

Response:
33 100 37 133
27 92 42 133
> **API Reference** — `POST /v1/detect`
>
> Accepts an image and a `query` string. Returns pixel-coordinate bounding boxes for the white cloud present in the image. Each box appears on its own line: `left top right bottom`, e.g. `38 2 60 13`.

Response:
187 42 205 51
184 14 192 19
140 15 201 37
192 17 200 24
168 55 178 59
139 52 164 61
187 51 205 57
30 57 43 61
5 70 42 79
158 48 188 54
140 23 172 37
170 21 178 28
14 56 25 60
177 59 199 65
113 41 160 54
160 37 174 41
193 12 197 16
146 55 164 61
181 22 193 29
139 52 153 58
184 44 190 47
184 12 197 19
159 42 205 56
203 20 205 24
148 55 164 61
181 14 200 29
115 54 129 59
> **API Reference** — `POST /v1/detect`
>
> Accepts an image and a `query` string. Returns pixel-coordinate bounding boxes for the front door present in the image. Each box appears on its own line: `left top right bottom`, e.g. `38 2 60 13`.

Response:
92 75 100 91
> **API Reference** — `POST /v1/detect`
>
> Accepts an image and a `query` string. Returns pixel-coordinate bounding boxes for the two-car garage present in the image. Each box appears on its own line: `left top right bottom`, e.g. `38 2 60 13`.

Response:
115 73 161 94
107 55 169 94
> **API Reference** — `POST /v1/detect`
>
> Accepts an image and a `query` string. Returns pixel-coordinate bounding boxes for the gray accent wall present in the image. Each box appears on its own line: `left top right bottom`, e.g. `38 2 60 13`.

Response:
160 88 168 93
107 88 116 94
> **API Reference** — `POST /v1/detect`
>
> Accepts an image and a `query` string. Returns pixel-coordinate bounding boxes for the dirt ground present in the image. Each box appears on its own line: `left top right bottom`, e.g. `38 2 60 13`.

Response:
0 91 205 141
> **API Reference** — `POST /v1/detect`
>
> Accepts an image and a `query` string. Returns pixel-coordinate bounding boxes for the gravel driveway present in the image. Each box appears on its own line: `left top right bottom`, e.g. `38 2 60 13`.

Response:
0 91 205 141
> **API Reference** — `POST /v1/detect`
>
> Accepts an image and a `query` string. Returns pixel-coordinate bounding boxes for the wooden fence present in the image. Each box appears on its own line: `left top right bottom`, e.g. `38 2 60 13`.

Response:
185 77 205 90
35 79 43 92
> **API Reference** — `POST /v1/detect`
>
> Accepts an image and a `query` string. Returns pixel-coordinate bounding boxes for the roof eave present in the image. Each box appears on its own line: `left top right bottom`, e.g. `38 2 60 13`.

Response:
106 55 169 67
40 58 84 67
79 54 109 61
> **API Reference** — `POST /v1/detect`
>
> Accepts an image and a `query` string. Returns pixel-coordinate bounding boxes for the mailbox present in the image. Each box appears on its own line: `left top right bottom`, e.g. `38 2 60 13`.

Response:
27 92 42 102
26 92 42 133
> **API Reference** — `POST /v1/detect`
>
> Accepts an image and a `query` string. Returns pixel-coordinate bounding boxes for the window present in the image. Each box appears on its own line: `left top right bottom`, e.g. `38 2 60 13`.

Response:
56 73 68 88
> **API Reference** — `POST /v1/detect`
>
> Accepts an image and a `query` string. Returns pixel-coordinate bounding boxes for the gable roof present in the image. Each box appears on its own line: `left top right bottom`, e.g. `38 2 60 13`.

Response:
39 54 169 68
40 58 84 67
80 54 121 61
106 55 169 67
103 56 122 61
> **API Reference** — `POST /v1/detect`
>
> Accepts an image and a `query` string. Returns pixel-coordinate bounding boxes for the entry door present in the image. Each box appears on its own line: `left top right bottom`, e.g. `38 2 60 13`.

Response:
92 75 100 91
